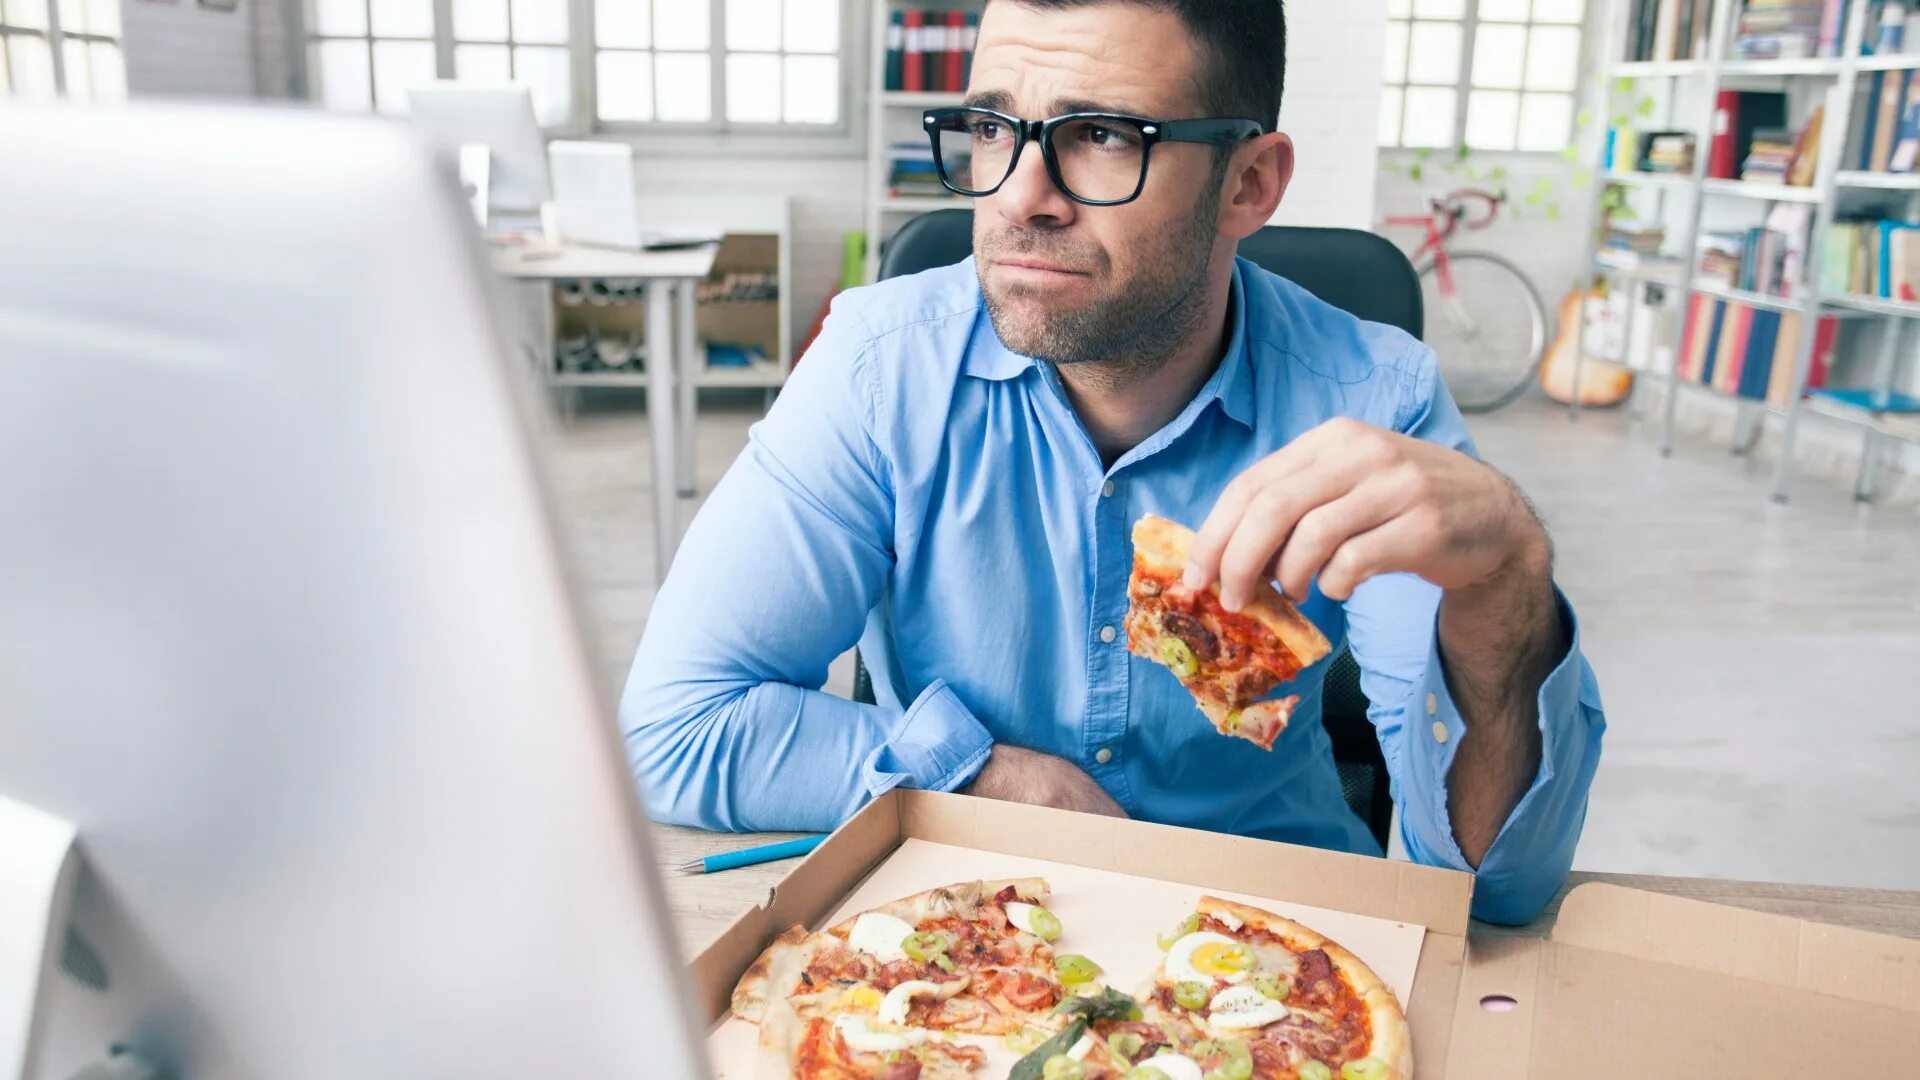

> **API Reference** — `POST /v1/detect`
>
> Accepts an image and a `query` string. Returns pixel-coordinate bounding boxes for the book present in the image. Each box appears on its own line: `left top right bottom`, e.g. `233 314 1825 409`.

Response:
902 9 926 93
1890 74 1920 172
944 11 965 94
1709 90 1740 178
1870 69 1908 171
1699 299 1729 384
1821 222 1864 294
885 11 905 91
1635 0 1662 60
1788 105 1824 185
961 13 978 86
1880 220 1920 299
1653 0 1682 60
1692 0 1716 57
1738 309 1781 400
1714 304 1753 393
1767 313 1802 405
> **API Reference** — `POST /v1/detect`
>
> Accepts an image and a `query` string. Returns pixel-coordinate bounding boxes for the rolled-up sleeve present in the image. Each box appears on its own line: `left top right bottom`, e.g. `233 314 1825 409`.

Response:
1347 340 1606 924
1367 586 1605 924
618 298 994 833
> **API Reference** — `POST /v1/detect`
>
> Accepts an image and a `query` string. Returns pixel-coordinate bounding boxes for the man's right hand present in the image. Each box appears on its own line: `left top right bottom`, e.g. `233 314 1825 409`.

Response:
961 744 1127 817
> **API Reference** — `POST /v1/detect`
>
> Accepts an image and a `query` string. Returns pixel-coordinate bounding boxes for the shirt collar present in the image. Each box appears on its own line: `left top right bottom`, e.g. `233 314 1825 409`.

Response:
960 254 1261 433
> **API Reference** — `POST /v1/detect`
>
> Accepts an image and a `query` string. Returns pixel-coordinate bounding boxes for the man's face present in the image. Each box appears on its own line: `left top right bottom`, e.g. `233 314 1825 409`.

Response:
967 1 1227 366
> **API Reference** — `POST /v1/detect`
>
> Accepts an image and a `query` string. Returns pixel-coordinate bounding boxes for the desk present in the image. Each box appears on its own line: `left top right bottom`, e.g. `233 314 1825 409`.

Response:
651 823 1920 955
493 243 716 582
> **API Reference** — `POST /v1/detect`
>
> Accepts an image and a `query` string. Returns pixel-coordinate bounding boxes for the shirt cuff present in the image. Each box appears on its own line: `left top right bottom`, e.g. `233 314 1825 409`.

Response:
1397 587 1587 873
861 678 995 799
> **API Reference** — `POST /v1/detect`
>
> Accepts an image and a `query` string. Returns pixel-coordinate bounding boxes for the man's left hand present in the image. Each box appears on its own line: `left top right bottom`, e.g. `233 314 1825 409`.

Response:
1183 417 1548 607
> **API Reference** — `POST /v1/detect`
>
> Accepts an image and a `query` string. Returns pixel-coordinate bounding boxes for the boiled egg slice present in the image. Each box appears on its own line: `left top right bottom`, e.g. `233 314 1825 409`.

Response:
877 980 944 1026
1165 931 1253 985
1003 901 1059 939
832 1015 928 1054
1204 984 1289 1031
847 911 916 964
1134 1052 1203 1080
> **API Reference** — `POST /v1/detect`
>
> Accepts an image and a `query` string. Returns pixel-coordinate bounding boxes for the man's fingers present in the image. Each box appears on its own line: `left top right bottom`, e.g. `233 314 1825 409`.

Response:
1271 492 1393 602
1185 443 1320 589
1214 467 1354 610
1316 516 1423 601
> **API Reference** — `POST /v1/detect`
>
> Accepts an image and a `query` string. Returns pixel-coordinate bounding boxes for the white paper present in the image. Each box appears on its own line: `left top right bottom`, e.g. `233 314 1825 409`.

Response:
710 839 1427 1077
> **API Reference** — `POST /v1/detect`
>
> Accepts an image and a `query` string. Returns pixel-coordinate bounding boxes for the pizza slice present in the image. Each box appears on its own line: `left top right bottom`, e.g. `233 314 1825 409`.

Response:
733 879 1073 1048
1140 896 1412 1080
1125 514 1332 750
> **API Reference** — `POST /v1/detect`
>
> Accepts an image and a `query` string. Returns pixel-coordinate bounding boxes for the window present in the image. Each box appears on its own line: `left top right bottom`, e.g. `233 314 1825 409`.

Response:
1 0 124 102
305 0 845 134
594 0 840 127
1380 0 1584 152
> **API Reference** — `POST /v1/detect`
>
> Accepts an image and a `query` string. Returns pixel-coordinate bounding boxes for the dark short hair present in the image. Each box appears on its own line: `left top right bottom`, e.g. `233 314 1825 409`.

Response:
995 0 1286 131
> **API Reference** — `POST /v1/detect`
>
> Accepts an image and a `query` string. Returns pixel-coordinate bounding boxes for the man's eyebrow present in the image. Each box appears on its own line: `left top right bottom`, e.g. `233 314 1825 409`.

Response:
957 90 1159 118
963 89 1016 112
1051 97 1153 117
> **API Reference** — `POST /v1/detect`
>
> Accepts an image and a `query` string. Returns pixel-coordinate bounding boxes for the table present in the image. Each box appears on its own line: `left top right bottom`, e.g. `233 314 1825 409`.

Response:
493 243 717 582
650 823 1920 955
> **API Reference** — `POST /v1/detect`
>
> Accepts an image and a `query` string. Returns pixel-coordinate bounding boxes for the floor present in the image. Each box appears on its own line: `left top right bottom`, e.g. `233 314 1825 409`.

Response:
547 389 1920 890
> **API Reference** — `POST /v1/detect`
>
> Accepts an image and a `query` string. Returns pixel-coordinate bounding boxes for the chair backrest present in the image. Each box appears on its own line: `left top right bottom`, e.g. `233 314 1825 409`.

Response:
868 210 1420 851
877 209 1424 338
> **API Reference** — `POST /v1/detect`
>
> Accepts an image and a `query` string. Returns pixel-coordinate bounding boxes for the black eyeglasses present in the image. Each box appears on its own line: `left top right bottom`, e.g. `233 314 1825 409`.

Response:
923 106 1264 207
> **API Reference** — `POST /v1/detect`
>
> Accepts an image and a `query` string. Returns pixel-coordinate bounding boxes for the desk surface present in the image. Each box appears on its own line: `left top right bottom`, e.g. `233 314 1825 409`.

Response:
491 242 717 281
652 823 1920 956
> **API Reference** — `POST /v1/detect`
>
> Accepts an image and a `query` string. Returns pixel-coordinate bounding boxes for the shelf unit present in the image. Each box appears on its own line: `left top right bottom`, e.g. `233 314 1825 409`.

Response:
1575 0 1920 504
863 0 985 281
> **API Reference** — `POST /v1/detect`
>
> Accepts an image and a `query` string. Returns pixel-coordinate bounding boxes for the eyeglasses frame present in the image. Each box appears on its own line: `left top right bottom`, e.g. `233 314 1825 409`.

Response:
921 106 1266 207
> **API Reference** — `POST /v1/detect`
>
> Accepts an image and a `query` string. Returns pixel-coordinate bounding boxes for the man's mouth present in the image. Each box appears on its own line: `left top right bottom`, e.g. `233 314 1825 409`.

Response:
995 257 1087 278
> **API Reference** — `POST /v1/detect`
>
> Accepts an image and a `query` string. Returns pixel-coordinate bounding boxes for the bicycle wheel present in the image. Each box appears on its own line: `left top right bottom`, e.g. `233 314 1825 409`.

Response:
1417 250 1550 414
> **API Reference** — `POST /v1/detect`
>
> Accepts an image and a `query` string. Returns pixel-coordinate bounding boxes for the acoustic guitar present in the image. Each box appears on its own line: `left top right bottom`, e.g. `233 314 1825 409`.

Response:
1539 285 1635 407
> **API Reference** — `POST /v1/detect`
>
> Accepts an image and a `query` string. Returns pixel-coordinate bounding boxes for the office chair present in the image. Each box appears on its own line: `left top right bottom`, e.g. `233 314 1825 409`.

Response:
859 210 1423 851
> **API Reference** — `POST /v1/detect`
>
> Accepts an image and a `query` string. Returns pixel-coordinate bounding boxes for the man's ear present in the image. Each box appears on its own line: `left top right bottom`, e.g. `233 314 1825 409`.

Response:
1220 131 1294 239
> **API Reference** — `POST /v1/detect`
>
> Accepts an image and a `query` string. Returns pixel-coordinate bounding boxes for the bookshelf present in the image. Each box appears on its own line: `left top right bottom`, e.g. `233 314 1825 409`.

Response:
1575 0 1920 504
863 0 985 281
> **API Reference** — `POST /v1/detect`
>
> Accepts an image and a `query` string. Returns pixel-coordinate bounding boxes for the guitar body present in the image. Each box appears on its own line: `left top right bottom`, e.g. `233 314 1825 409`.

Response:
1539 286 1635 407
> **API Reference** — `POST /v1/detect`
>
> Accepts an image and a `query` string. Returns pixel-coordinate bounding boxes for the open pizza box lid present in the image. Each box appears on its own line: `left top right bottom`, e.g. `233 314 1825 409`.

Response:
689 791 1920 1076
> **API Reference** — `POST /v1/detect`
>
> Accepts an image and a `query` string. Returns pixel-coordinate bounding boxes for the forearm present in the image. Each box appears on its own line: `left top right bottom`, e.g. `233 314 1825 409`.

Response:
622 669 993 832
1435 534 1564 866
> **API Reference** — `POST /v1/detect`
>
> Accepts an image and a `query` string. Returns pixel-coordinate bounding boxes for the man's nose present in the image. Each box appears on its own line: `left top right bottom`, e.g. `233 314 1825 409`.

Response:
992 133 1077 230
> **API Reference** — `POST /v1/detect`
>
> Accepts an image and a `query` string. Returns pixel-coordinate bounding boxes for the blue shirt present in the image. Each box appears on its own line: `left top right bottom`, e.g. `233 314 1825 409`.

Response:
621 257 1605 924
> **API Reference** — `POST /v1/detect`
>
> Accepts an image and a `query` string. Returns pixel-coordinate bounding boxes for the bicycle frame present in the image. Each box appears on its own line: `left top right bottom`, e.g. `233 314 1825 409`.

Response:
1381 187 1503 327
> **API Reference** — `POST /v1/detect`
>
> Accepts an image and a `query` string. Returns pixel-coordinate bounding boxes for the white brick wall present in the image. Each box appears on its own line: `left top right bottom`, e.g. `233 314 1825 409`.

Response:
121 0 257 98
1273 0 1387 230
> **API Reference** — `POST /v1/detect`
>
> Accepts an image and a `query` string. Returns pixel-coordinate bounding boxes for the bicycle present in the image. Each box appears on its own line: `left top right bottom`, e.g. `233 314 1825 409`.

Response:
1380 187 1551 414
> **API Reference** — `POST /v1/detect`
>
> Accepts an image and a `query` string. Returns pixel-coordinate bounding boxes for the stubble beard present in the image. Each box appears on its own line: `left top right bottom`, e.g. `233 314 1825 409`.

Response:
977 180 1223 392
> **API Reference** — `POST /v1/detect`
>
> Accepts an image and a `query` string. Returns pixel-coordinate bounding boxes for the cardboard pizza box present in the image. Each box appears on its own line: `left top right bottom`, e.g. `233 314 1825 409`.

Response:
689 791 1920 1077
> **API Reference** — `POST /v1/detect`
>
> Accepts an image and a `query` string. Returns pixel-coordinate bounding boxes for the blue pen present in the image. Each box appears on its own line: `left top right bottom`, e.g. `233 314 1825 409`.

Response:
676 834 829 874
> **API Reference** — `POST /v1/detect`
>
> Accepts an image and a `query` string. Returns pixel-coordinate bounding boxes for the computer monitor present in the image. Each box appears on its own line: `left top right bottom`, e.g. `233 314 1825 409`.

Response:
547 139 642 250
0 103 710 1080
407 82 552 221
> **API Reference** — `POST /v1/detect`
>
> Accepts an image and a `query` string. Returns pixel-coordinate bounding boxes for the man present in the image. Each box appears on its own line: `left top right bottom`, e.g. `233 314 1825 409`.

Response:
622 0 1604 924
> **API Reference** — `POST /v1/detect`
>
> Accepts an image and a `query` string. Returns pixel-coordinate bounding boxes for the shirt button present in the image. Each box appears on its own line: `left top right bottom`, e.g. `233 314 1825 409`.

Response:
1101 480 1116 498
1431 720 1450 744
1425 692 1438 716
1095 747 1114 765
1099 625 1117 644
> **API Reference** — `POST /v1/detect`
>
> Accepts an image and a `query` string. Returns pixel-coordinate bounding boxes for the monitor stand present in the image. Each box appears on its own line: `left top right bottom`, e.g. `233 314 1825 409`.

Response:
0 796 78 1080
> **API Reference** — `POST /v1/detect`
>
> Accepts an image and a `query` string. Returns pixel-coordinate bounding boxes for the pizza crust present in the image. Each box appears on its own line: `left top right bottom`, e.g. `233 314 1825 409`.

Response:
1197 896 1413 1080
1130 514 1333 665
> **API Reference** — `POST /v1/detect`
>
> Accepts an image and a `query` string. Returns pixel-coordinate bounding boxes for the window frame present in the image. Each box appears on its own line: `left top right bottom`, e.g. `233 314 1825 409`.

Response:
1380 0 1594 157
1 0 125 101
295 0 865 155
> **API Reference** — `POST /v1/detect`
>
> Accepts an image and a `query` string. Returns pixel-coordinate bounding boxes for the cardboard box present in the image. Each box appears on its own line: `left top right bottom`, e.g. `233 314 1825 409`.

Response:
692 791 1920 1077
